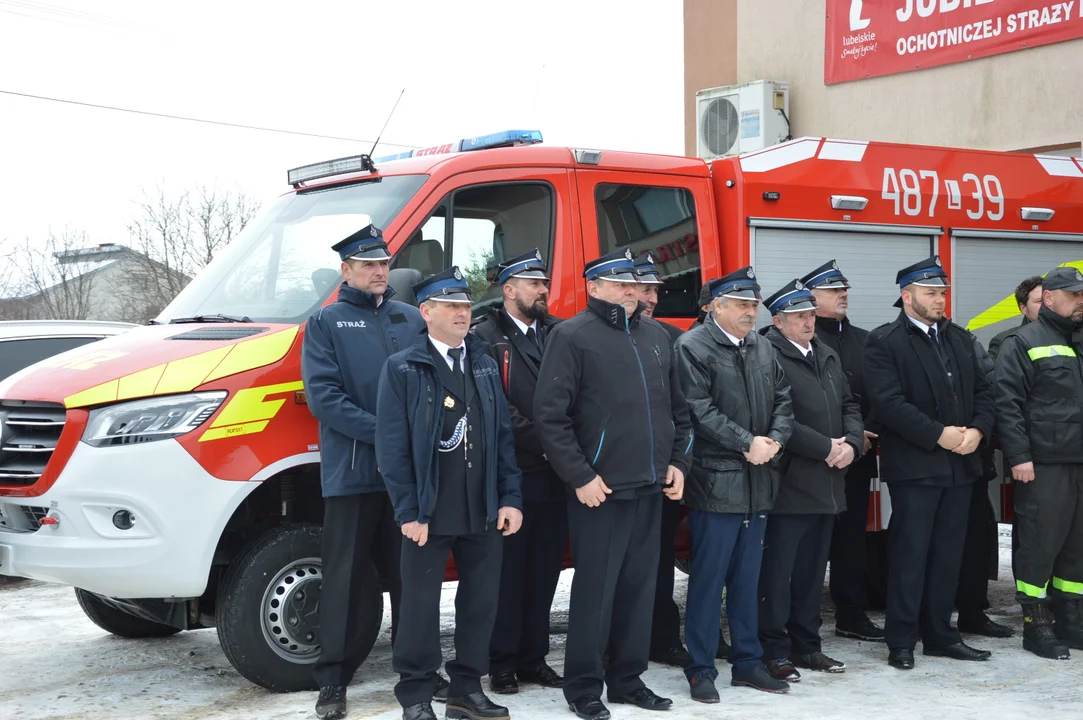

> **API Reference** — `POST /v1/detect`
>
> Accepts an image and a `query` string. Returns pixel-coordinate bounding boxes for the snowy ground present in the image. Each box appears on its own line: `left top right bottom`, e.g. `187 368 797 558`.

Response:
2 528 1081 719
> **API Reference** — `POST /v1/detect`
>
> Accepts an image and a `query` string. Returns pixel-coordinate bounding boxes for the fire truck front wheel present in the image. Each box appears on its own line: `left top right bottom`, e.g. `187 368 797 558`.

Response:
215 523 384 692
74 589 183 638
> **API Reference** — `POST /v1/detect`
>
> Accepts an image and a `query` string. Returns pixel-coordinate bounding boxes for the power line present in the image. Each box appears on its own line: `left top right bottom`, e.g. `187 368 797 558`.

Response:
0 89 422 148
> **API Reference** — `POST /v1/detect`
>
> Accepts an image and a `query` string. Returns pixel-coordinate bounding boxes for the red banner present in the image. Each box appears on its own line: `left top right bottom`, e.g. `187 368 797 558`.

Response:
825 0 1083 84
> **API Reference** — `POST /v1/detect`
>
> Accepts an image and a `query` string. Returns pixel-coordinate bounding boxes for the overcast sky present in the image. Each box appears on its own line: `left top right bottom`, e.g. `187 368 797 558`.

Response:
0 0 684 246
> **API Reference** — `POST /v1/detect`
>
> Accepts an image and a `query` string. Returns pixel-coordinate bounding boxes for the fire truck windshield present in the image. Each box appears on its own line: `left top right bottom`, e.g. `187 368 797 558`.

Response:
155 174 428 325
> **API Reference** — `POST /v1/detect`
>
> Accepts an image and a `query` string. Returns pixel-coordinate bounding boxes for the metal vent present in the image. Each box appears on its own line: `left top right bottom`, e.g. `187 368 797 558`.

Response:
0 401 67 486
700 96 739 157
168 327 269 341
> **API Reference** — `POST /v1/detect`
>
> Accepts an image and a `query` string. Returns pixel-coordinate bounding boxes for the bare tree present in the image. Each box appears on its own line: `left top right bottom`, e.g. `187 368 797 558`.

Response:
0 230 99 320
120 184 261 323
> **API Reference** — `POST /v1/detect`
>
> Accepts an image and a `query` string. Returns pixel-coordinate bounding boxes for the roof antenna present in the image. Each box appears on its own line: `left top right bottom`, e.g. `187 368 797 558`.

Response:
364 88 405 171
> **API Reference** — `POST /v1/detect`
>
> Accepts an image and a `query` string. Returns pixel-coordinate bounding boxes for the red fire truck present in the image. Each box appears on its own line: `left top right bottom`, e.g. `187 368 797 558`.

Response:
0 130 1080 691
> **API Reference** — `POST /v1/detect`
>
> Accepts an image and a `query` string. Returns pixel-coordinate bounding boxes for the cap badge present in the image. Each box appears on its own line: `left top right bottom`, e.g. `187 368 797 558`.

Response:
795 280 804 290
1075 270 1082 282
453 268 463 281
370 226 378 237
934 257 942 267
832 260 839 270
747 268 755 278
535 249 542 261
624 248 633 260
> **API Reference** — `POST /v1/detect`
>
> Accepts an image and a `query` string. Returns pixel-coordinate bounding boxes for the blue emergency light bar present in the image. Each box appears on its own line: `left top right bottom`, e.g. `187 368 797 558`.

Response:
372 129 543 163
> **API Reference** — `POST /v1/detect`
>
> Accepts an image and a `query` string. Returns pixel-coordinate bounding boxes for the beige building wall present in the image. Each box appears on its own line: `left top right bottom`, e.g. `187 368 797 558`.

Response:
685 0 1083 154
684 0 739 157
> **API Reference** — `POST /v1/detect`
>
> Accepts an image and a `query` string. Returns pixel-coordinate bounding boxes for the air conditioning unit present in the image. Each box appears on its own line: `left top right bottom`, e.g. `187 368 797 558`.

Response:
695 80 790 160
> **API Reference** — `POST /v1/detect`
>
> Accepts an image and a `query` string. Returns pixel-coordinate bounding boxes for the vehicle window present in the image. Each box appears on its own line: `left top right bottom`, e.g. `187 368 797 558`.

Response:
0 337 103 380
393 183 554 315
595 184 700 318
156 174 428 324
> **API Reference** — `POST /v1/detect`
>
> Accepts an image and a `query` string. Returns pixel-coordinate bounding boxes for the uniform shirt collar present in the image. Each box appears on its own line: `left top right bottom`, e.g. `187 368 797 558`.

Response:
427 334 466 371
505 310 537 336
907 314 934 335
788 337 812 356
714 317 745 346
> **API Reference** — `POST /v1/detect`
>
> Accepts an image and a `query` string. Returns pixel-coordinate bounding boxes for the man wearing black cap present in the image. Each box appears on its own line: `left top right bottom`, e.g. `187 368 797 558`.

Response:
995 266 1083 660
302 224 427 720
632 251 690 667
674 266 793 702
800 260 884 643
470 249 565 694
758 278 862 681
863 256 995 670
535 248 694 720
376 266 524 720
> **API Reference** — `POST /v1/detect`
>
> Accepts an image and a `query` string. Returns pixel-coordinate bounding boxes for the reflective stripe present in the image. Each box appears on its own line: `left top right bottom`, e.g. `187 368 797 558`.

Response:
1016 579 1049 598
1027 345 1077 360
592 430 606 465
1053 577 1083 595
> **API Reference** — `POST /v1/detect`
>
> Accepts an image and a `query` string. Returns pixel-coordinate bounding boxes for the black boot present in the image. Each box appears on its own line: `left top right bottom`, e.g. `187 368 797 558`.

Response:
1022 602 1071 660
1050 597 1083 650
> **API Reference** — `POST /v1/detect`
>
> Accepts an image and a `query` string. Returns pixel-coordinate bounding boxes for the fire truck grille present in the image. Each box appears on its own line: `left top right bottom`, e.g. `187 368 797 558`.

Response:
0 401 67 486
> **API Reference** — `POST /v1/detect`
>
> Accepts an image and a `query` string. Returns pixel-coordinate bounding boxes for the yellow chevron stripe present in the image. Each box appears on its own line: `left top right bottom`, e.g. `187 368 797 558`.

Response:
966 260 1083 332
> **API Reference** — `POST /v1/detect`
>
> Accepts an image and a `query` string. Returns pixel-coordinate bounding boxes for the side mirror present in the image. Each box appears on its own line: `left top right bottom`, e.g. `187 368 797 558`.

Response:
388 268 424 306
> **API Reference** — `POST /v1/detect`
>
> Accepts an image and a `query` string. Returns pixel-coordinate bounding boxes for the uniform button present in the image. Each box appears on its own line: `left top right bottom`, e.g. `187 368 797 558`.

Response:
469 426 474 431
468 462 473 468
846 370 853 376
469 444 474 450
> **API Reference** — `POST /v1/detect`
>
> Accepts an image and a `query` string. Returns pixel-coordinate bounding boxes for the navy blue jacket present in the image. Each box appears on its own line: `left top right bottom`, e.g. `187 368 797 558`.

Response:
301 283 425 497
375 332 524 526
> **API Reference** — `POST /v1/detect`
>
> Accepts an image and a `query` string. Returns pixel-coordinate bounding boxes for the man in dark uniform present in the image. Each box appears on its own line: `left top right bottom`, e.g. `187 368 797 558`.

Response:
988 275 1044 362
758 279 863 682
535 248 694 720
996 266 1083 660
863 256 996 670
376 267 524 720
302 225 427 720
470 250 566 694
800 260 885 643
675 267 793 702
633 252 691 668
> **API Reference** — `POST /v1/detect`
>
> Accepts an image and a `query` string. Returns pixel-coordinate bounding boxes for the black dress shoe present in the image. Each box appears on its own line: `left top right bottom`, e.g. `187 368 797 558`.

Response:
489 668 518 694
650 645 693 667
958 614 1015 638
731 664 789 693
315 686 347 720
568 694 611 720
445 691 510 720
923 641 991 661
888 648 915 669
403 702 438 720
607 686 673 710
518 662 562 687
433 673 450 703
836 615 886 642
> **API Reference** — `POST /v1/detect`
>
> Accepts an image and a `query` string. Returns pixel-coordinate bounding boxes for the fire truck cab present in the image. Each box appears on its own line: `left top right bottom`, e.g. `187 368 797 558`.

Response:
1 130 1080 692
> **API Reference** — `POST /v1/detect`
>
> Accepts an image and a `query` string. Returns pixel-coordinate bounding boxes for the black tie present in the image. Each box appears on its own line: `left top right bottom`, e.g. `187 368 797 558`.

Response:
447 347 465 395
738 338 745 348
931 326 950 365
526 326 541 353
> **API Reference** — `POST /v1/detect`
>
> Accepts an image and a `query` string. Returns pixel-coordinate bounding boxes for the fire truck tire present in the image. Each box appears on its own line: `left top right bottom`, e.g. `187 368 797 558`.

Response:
74 588 182 638
215 523 383 693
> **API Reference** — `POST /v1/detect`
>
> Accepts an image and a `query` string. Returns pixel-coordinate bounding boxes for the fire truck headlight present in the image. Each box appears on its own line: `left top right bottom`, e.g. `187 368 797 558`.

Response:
82 392 227 447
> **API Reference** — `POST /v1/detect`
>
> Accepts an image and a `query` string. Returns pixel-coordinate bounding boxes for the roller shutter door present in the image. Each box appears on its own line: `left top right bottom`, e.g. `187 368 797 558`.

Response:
954 233 1083 348
751 223 935 332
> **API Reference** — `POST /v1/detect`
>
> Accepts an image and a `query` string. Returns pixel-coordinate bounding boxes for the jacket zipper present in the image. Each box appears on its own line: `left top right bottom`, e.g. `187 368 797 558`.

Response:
740 344 753 522
626 317 658 484
823 362 839 514
350 439 356 470
653 345 664 389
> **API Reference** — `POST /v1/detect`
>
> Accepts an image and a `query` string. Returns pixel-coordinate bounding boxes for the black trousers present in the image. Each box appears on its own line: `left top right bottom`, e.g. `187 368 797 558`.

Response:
564 492 661 703
313 492 402 688
489 499 567 673
829 474 871 624
884 482 970 651
759 514 834 660
393 529 502 707
955 480 998 619
650 495 683 651
1014 464 1083 604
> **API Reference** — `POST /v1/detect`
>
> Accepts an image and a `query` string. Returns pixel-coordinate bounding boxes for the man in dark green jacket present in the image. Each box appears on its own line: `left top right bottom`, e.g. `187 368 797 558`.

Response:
995 266 1083 661
674 266 793 703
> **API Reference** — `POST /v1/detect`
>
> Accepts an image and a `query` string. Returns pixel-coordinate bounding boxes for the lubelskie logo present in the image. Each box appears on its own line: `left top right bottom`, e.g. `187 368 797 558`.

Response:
850 0 871 30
